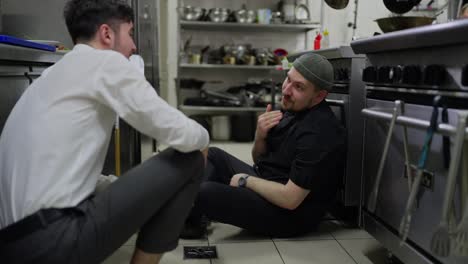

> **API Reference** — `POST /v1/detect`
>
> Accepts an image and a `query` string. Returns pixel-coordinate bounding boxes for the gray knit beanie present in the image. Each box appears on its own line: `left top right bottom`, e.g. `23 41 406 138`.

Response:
292 53 334 91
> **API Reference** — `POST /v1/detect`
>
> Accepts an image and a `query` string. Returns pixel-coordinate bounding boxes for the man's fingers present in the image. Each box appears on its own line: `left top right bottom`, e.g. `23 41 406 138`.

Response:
259 111 282 120
265 104 272 113
266 120 280 129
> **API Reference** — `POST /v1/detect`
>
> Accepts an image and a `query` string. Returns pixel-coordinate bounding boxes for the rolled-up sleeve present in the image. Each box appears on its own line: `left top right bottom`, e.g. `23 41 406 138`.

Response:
94 53 209 153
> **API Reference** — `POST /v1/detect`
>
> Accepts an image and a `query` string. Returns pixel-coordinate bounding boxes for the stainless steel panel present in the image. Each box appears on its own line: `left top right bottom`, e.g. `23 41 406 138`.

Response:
1 0 73 48
363 211 436 264
346 58 366 206
134 0 159 163
0 71 30 134
135 0 159 90
362 98 468 263
0 44 63 64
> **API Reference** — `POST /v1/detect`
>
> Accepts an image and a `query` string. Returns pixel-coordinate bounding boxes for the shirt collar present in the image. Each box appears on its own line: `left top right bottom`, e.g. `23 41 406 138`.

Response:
73 43 95 52
283 99 326 118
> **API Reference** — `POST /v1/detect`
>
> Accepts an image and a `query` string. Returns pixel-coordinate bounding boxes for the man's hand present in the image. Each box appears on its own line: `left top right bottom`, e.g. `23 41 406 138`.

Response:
230 173 249 187
255 104 283 140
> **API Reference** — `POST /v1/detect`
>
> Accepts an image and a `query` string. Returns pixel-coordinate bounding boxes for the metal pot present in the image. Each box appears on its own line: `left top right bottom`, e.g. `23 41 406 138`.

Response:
208 8 230 23
178 6 205 21
234 8 256 23
325 0 349 10
375 16 435 33
271 11 283 24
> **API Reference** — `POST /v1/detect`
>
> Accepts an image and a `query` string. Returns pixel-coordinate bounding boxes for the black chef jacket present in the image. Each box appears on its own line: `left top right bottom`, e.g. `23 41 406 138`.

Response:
255 100 346 205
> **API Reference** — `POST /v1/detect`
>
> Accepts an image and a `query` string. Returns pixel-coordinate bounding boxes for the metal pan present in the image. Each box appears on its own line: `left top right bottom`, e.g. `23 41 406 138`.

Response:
375 16 435 33
324 0 349 10
383 0 422 14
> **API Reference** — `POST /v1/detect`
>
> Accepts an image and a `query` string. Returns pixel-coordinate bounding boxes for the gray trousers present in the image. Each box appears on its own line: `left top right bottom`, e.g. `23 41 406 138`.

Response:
0 148 204 264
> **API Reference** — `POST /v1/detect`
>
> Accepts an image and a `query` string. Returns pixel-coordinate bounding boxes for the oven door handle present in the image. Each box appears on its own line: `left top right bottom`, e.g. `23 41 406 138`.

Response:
362 108 468 139
325 99 345 106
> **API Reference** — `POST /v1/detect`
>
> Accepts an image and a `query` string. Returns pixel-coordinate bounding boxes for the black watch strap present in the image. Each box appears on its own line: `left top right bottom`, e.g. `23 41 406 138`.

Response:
238 175 250 188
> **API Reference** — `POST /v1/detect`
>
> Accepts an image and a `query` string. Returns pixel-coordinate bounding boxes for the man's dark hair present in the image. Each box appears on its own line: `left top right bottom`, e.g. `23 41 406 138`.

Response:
64 0 134 44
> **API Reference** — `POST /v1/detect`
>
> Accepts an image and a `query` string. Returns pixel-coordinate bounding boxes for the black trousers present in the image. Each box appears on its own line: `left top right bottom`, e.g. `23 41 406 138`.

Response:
188 147 324 238
0 148 204 264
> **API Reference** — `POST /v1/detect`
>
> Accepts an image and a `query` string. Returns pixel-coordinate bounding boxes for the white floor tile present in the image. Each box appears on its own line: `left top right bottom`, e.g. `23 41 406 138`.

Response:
275 240 356 264
102 246 134 264
272 224 334 241
322 220 373 240
211 141 253 165
124 234 137 246
102 244 211 264
179 237 209 245
338 239 388 264
210 142 232 152
123 234 207 247
331 228 373 240
211 242 283 264
208 223 271 244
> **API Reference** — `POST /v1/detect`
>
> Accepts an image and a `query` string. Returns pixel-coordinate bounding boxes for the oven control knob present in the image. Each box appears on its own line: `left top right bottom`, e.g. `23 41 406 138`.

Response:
334 69 340 81
335 68 348 81
342 68 350 81
462 65 468 86
362 66 377 82
378 66 392 83
390 66 403 83
424 65 447 86
402 65 422 85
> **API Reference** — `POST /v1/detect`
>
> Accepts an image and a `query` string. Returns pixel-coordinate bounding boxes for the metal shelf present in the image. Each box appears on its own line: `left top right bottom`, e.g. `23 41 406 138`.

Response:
180 21 320 32
179 105 266 115
366 86 468 99
180 63 279 70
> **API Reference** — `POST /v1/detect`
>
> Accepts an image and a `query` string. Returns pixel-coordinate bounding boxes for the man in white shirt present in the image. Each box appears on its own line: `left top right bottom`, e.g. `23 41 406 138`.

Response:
0 0 209 263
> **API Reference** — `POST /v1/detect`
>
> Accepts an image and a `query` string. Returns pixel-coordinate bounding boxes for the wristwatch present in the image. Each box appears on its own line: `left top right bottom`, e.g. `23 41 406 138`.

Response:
238 175 250 188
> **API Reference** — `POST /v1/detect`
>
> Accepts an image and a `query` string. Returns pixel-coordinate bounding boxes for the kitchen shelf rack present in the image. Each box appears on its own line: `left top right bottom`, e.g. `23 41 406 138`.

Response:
180 63 279 70
179 105 266 115
180 21 320 32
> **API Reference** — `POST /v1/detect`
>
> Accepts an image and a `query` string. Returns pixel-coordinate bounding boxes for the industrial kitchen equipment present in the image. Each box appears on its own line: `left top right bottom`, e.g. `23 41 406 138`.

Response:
352 19 468 264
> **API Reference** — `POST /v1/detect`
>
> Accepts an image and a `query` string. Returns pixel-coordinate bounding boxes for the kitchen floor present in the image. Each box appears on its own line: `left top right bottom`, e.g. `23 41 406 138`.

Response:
103 142 389 264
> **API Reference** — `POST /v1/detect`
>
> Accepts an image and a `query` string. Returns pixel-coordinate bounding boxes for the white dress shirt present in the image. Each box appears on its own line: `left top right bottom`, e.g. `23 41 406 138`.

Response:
0 44 209 228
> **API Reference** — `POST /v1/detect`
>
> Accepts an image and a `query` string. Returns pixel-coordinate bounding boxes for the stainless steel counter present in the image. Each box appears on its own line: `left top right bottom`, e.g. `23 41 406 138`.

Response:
0 44 64 64
289 46 365 61
351 19 468 54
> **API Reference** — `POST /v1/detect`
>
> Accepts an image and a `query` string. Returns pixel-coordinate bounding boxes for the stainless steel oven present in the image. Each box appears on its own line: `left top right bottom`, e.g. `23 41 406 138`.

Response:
352 19 468 264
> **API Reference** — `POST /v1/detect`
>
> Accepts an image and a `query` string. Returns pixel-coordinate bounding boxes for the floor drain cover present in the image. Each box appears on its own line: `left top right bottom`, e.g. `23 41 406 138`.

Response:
183 246 218 259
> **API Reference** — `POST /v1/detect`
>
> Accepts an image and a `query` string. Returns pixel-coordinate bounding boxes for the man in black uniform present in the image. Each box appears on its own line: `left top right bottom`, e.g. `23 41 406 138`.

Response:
182 53 346 238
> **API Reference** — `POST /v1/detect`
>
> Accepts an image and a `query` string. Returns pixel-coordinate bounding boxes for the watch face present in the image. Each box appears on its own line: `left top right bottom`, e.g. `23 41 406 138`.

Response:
238 177 246 187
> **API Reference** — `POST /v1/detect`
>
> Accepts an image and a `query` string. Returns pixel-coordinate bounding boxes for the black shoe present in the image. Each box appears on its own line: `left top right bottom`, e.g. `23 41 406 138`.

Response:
180 222 207 239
